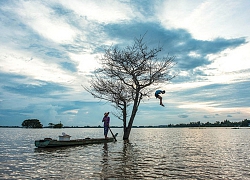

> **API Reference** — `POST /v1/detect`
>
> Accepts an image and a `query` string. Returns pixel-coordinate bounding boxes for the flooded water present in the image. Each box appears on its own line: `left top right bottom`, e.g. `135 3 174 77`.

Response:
0 128 250 179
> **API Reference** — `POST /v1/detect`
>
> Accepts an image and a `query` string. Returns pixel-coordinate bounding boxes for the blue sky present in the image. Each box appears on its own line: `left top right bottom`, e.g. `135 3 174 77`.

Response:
0 0 250 127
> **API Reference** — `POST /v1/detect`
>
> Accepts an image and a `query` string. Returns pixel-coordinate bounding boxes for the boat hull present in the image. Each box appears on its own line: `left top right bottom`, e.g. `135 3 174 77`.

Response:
35 134 118 148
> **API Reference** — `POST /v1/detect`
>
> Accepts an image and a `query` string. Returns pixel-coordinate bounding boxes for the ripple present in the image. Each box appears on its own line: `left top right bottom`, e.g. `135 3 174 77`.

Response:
0 128 250 179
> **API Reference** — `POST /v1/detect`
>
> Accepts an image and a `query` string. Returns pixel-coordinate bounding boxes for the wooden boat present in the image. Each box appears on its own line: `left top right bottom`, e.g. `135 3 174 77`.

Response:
35 133 118 148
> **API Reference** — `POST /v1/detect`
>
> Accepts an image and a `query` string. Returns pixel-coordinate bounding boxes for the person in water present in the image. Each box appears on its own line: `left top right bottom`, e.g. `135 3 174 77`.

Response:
155 90 165 106
102 112 110 139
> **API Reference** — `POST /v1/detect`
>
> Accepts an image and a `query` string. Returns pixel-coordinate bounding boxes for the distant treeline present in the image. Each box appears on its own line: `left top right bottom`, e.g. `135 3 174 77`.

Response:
167 119 250 128
0 119 249 128
21 119 63 128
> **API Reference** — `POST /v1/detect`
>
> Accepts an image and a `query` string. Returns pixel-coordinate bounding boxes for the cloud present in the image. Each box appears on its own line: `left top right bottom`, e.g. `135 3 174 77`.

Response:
60 62 77 72
203 115 215 119
14 1 78 43
3 81 69 98
103 22 247 72
0 0 250 127
59 0 134 23
178 114 189 118
157 0 250 40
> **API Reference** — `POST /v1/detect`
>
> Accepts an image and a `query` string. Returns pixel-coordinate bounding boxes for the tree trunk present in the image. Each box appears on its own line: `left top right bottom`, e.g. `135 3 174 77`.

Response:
123 113 136 140
123 105 127 133
123 92 139 140
123 127 130 140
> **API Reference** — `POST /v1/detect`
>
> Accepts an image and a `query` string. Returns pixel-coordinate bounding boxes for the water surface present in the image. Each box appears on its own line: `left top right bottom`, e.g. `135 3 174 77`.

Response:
0 128 250 179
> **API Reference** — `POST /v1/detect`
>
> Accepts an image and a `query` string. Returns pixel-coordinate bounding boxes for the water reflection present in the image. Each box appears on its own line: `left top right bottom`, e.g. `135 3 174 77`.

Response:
100 143 109 178
34 146 73 153
1 128 250 179
99 128 250 179
99 140 145 179
115 141 140 179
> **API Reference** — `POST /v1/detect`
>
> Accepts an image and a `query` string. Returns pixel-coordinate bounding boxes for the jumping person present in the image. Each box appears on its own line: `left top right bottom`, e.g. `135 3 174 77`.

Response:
102 112 110 139
155 90 165 106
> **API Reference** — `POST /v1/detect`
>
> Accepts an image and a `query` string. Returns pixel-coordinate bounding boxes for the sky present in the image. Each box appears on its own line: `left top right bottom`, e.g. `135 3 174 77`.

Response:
0 0 250 127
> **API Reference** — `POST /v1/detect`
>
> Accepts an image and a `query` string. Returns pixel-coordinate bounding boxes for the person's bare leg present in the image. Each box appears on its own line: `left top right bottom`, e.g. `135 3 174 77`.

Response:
159 96 164 106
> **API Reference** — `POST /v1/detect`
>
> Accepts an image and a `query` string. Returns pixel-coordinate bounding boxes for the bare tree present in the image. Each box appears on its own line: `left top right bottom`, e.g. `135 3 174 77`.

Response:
85 35 176 140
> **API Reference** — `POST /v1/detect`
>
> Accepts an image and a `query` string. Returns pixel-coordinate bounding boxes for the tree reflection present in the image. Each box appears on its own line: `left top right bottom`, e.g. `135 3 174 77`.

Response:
119 140 140 178
100 140 140 179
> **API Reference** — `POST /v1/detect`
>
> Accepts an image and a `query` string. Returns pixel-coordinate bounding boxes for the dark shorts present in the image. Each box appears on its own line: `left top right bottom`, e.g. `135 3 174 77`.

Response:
104 126 109 136
155 93 159 98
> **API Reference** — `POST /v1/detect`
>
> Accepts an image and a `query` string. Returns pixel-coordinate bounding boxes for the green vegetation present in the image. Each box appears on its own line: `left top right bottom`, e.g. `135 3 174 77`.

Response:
167 119 250 128
21 119 43 128
4 118 247 129
20 120 63 129
48 122 63 128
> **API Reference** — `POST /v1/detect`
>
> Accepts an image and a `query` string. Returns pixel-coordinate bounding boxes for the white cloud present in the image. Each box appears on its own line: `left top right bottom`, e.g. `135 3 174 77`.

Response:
69 53 101 74
157 0 250 40
207 43 250 73
59 0 134 23
0 46 75 84
63 109 79 115
15 1 78 43
179 102 250 119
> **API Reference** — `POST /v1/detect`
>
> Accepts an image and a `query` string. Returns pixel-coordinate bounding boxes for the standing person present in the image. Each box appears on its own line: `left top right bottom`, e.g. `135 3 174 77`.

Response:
155 90 165 106
102 112 110 139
